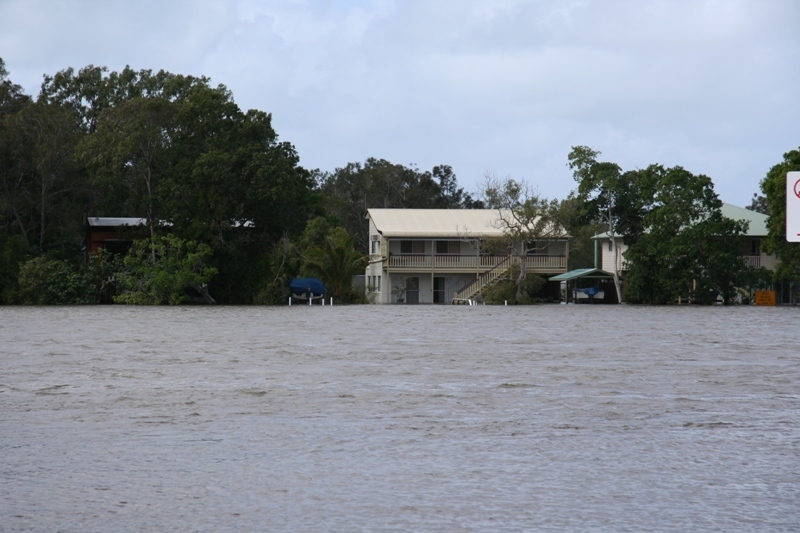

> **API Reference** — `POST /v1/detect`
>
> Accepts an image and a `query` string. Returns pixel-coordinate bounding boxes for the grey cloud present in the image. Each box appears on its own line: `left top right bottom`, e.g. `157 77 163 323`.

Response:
1 0 798 204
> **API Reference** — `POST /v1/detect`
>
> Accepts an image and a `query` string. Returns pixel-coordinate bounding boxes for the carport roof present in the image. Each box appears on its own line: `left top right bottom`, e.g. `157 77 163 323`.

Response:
550 268 614 281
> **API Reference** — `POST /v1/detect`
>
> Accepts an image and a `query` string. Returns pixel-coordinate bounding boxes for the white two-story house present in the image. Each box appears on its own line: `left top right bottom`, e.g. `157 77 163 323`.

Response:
592 202 777 275
364 209 569 304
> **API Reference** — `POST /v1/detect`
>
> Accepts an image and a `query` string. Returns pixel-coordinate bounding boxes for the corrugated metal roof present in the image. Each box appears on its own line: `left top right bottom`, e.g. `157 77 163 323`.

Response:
550 268 614 281
591 202 769 239
87 217 147 227
720 203 767 236
367 208 566 238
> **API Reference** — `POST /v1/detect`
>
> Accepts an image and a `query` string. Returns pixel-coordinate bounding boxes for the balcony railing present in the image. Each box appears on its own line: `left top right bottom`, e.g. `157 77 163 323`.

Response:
387 254 567 272
609 255 762 273
742 255 761 268
523 255 568 271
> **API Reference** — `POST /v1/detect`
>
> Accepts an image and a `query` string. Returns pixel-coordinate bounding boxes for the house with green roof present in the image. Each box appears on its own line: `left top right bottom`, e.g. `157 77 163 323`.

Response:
591 203 776 276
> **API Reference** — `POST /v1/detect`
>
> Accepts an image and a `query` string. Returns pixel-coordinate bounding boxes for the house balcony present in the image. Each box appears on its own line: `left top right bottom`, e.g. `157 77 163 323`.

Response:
611 255 765 273
385 254 568 273
742 255 761 268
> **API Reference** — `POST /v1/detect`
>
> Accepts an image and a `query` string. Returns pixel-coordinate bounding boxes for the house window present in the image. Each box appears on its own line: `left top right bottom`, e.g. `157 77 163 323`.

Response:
371 240 380 254
436 240 460 254
400 240 425 254
377 275 381 292
751 239 760 255
608 240 612 252
527 241 548 255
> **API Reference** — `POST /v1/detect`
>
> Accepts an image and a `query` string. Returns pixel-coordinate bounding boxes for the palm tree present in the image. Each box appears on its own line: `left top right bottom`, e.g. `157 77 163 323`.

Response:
302 228 368 301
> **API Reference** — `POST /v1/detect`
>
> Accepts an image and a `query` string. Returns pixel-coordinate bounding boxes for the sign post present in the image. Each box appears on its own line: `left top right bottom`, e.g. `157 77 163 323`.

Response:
787 171 800 242
754 290 776 306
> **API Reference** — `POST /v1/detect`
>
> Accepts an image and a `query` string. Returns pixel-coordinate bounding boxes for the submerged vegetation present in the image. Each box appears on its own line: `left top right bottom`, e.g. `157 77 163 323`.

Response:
1 58 797 304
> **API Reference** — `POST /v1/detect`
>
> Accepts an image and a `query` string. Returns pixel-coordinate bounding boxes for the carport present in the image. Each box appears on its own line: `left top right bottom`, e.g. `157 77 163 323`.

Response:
550 268 616 304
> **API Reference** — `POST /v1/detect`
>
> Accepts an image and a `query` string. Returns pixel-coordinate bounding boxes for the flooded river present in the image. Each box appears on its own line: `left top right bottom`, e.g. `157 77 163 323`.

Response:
1 305 798 531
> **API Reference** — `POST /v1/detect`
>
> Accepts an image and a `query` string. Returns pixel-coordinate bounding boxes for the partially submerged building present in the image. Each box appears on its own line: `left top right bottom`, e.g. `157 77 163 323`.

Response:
591 203 776 276
364 209 569 304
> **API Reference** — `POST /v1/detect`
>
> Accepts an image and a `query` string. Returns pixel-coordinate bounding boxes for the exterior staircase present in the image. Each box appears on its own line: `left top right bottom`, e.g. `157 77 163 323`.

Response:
451 256 512 304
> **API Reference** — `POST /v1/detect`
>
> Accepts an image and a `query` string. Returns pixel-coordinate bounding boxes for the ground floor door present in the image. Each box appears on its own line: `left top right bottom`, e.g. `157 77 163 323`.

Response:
433 277 446 303
405 277 420 304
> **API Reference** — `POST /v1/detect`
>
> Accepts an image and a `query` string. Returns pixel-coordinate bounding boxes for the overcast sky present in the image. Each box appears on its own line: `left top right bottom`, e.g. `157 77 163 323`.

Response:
2 0 798 205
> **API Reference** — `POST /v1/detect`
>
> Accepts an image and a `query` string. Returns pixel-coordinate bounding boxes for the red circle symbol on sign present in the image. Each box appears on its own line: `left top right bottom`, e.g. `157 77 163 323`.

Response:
795 179 800 200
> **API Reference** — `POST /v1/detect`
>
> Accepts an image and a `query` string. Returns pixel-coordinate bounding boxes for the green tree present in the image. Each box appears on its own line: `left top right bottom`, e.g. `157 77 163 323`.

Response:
319 158 480 251
0 233 30 302
553 193 603 270
301 227 368 302
624 166 750 304
15 255 89 305
79 96 176 255
1 101 84 253
0 58 31 115
568 146 654 303
84 248 124 303
760 147 800 282
116 234 217 304
44 64 316 303
747 193 769 215
482 175 561 302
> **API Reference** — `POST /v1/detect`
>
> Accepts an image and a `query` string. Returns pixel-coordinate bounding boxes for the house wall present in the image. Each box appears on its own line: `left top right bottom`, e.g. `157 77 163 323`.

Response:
599 239 627 274
598 236 779 273
386 272 478 304
760 253 778 271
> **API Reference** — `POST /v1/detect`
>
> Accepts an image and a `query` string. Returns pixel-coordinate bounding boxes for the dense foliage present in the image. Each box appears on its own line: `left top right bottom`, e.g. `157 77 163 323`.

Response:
759 147 800 282
318 159 482 251
621 166 751 304
1 57 795 305
0 59 476 304
569 146 765 304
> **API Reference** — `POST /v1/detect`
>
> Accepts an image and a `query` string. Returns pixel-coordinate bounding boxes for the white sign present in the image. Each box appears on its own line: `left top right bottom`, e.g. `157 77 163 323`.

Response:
788 171 800 242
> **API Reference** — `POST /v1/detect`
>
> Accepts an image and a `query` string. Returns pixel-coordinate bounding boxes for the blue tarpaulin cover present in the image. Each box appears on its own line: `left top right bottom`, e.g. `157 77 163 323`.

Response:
575 286 603 296
290 278 325 297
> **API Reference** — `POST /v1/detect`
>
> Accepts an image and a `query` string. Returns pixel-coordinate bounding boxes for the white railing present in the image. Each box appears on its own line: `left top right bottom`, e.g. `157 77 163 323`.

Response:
742 255 761 268
610 256 762 272
388 254 566 271
523 255 567 271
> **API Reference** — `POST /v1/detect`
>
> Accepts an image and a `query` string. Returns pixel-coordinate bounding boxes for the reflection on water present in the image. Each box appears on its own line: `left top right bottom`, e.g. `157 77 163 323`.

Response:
1 305 798 531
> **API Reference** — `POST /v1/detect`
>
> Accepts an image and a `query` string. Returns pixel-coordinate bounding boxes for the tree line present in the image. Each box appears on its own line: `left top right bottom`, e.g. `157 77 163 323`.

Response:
2 59 798 304
0 60 480 304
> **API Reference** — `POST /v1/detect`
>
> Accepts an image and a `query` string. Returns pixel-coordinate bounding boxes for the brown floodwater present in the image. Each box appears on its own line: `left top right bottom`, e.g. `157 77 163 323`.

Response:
1 305 798 531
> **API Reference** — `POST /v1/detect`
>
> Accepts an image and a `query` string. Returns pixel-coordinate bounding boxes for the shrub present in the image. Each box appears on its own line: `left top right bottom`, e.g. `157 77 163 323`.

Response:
15 256 89 305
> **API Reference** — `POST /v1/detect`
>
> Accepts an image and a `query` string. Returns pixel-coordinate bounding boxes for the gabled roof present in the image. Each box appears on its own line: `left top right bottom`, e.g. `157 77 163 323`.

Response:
591 202 768 240
720 203 767 236
87 217 147 227
367 208 567 239
591 231 623 240
550 268 614 281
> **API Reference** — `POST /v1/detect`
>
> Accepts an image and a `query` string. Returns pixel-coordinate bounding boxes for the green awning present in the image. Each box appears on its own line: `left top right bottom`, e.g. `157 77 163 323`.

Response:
550 268 614 282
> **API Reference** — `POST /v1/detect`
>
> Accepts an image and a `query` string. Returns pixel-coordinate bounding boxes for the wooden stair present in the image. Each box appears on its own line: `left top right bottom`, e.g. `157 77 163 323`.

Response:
451 256 511 304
